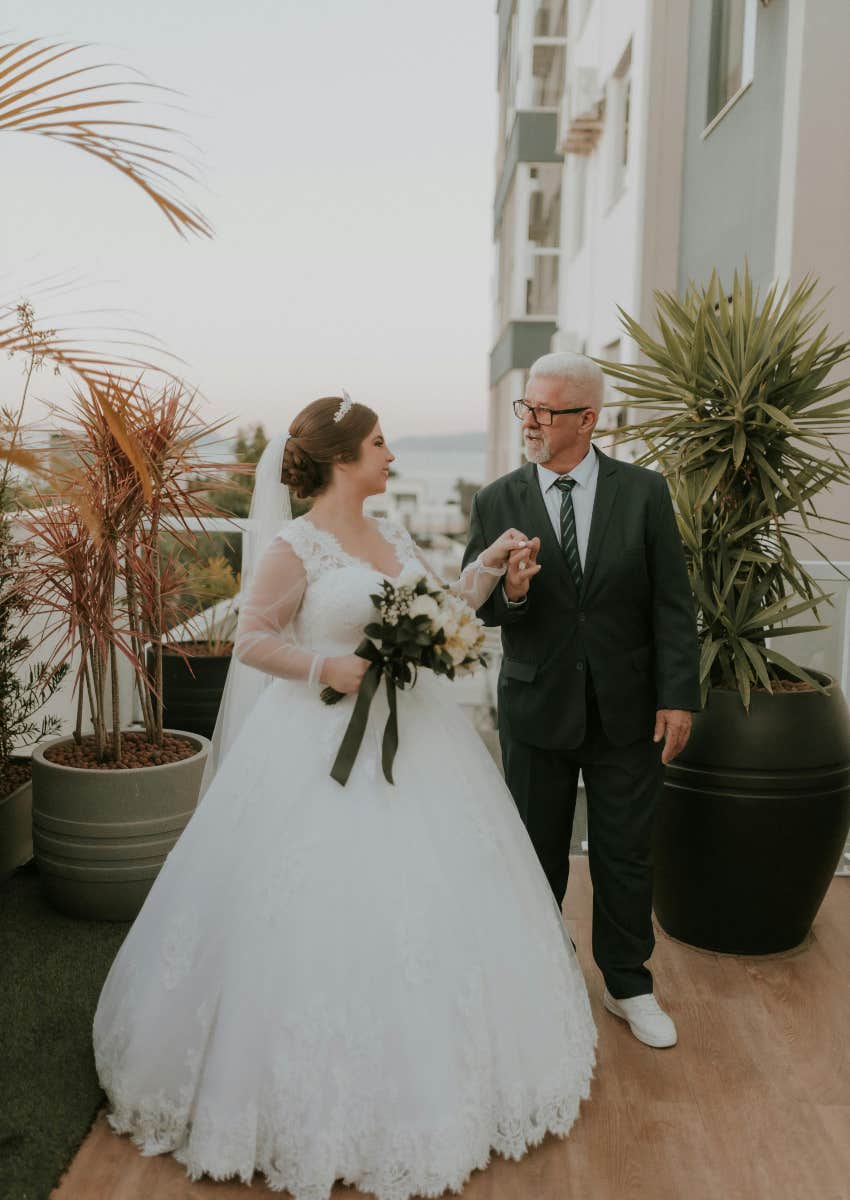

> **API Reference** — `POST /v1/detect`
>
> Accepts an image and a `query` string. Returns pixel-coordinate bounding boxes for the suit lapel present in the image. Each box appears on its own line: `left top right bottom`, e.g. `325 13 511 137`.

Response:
515 462 578 600
580 447 620 599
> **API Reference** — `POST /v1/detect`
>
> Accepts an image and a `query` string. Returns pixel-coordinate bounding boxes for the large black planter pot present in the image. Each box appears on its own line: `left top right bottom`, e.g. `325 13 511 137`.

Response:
653 672 850 954
147 644 232 740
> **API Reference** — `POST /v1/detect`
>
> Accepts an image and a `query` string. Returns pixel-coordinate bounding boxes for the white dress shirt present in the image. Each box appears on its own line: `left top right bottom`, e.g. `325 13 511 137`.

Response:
503 444 599 606
535 443 599 567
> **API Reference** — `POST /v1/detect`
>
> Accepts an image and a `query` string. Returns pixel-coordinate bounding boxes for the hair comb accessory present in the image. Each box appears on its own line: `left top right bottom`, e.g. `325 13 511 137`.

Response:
333 389 353 423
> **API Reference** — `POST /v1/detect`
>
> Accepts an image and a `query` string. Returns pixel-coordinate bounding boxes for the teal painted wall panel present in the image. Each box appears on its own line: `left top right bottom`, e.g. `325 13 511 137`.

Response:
490 320 557 386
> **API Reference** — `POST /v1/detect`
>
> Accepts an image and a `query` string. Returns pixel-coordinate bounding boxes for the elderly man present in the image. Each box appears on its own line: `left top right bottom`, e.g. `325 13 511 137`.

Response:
464 352 700 1048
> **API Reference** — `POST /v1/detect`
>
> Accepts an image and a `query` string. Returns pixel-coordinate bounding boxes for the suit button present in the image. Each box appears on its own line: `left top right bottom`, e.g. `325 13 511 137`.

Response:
578 613 587 623
576 661 584 671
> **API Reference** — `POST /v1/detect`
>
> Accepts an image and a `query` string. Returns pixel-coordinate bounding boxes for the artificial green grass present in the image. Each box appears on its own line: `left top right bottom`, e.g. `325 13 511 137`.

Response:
0 862 131 1199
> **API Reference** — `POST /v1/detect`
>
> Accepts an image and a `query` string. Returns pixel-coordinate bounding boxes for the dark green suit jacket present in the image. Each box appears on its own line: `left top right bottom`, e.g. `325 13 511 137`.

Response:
463 447 700 749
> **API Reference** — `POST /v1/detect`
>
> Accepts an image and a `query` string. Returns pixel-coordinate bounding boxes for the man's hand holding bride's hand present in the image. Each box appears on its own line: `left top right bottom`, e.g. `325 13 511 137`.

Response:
321 654 370 694
505 535 541 601
479 528 540 601
481 528 531 570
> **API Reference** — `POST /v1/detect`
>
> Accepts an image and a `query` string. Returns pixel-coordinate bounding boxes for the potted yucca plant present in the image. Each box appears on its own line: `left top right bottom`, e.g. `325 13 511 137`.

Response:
13 375 234 920
597 267 850 954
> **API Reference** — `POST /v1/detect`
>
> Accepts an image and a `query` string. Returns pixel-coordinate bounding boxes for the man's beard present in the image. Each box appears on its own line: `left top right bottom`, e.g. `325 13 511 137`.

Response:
523 432 552 464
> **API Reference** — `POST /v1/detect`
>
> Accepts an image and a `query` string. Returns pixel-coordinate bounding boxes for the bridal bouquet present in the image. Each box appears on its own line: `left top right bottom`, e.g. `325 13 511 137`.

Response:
321 564 488 786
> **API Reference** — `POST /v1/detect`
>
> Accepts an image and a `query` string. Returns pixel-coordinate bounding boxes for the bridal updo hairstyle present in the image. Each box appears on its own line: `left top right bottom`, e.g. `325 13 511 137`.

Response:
281 396 379 500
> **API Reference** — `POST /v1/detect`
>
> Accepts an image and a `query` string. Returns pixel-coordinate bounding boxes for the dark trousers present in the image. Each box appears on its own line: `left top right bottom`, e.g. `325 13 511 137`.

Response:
500 675 664 999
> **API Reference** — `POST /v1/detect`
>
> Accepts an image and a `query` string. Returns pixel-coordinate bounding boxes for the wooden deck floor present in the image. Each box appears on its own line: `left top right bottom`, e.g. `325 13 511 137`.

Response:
52 858 850 1200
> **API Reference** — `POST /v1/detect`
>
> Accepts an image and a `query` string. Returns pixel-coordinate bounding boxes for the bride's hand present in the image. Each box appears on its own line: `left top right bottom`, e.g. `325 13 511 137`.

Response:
481 528 532 570
321 654 370 694
505 537 541 600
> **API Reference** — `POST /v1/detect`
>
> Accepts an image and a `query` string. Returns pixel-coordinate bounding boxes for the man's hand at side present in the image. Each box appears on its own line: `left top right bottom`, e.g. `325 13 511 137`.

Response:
653 709 692 765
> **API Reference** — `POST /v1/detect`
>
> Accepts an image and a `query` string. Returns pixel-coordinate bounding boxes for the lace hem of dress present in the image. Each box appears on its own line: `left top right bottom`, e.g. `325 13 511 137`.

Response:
100 1067 593 1200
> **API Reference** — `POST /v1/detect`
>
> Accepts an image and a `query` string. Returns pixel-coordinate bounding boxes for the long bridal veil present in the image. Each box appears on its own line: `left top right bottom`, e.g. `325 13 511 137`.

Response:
198 432 292 797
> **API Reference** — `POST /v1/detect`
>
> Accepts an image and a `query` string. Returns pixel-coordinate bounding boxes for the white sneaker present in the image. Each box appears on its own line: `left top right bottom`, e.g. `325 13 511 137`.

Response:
603 989 678 1048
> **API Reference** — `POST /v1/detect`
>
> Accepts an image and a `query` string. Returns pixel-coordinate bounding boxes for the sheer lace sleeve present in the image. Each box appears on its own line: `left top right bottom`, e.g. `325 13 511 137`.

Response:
408 543 506 611
233 534 325 687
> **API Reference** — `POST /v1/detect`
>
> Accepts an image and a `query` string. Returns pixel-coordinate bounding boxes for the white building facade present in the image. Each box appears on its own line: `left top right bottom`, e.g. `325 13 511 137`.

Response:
489 0 688 478
489 0 568 480
555 0 688 457
490 0 850 491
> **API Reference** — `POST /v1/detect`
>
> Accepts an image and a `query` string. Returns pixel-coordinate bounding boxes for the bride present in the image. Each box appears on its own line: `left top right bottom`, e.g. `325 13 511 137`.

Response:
92 393 597 1200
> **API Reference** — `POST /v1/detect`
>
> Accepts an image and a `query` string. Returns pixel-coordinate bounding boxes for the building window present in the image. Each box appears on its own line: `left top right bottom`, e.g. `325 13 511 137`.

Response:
606 41 632 209
568 155 587 259
526 253 559 316
497 182 518 330
530 1 567 111
706 0 757 129
531 40 566 108
527 166 561 248
525 164 561 316
498 4 520 153
622 76 631 169
534 0 567 38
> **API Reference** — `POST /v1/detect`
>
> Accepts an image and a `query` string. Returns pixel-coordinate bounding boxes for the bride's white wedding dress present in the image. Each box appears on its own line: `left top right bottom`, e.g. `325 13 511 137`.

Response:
93 514 596 1200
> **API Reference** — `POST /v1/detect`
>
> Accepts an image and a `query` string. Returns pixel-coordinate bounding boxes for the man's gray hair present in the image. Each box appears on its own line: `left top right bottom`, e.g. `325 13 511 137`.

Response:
529 352 605 413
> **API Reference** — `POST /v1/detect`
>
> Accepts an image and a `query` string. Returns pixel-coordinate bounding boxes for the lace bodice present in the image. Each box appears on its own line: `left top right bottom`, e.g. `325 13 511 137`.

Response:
233 515 504 688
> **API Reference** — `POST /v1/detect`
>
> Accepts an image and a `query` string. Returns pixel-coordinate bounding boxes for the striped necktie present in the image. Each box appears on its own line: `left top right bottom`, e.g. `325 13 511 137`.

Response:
554 475 583 589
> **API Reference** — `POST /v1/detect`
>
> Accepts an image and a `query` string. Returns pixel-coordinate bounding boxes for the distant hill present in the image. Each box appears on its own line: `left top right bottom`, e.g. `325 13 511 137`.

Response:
392 432 487 453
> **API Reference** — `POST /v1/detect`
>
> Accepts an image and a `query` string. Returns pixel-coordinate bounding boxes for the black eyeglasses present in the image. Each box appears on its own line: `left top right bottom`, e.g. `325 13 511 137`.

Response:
512 399 589 426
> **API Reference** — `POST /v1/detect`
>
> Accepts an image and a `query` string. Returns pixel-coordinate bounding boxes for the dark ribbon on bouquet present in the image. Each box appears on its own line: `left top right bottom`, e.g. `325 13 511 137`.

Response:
328 638 400 787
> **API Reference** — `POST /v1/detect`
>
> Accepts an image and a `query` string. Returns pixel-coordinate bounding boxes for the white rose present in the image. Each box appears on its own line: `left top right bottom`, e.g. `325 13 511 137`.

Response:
441 633 468 665
458 620 481 649
408 594 440 626
440 612 459 639
396 562 427 590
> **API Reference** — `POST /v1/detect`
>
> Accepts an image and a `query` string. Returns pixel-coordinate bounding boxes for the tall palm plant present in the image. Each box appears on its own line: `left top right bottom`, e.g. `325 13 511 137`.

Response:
0 36 219 772
12 375 233 763
1 34 212 464
595 267 850 709
1 38 212 239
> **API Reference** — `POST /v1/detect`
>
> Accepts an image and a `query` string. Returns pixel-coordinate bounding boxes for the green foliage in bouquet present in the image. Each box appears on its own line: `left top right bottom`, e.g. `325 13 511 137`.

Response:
595 266 850 709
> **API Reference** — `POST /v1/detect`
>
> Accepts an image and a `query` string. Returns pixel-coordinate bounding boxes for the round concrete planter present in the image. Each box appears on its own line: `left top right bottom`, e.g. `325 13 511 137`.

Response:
0 761 33 882
31 729 210 921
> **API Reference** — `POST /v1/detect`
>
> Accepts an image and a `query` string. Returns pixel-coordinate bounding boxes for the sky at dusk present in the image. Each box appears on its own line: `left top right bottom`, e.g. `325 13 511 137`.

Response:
1 2 497 443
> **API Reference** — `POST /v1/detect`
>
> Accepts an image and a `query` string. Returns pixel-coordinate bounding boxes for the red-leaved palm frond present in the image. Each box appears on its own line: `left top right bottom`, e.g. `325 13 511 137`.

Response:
13 374 245 761
1 38 212 239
